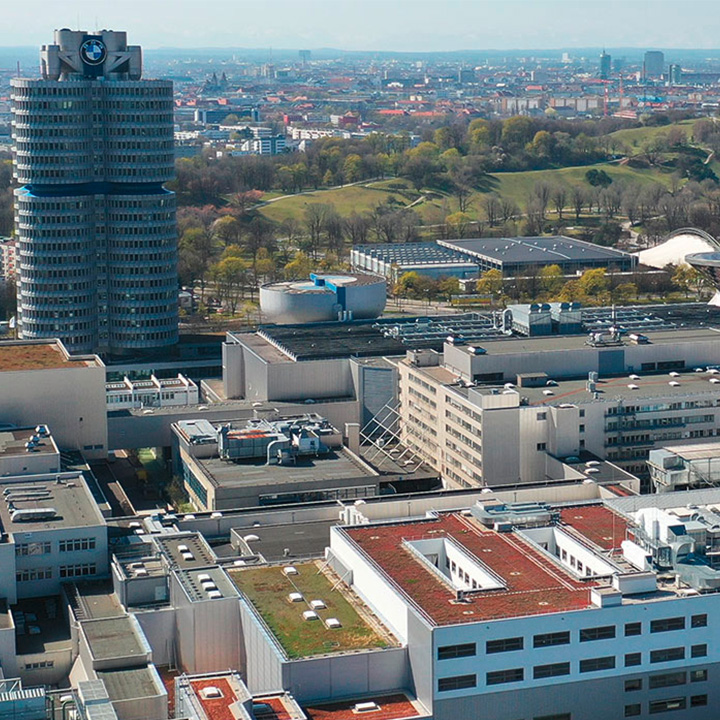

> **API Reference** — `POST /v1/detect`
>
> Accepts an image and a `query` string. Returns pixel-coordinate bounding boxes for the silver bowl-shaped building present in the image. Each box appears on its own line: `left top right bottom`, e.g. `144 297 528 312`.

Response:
686 252 720 306
260 273 386 324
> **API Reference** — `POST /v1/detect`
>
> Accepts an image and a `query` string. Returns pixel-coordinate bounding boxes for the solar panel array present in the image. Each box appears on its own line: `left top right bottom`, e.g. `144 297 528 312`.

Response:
353 242 474 266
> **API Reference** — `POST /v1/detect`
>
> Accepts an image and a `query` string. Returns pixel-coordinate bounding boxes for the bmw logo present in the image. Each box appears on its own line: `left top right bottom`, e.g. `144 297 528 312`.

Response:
80 39 107 66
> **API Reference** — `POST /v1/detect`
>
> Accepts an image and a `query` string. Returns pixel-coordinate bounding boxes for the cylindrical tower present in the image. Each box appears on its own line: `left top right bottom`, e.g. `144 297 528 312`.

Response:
11 29 178 355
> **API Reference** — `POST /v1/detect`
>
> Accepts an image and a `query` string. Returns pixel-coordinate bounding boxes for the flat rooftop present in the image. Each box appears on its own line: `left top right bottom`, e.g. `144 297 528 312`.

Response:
455 325 720 359
198 449 375 490
13 596 71 655
233 519 338 561
344 513 595 626
175 566 239 603
82 616 148 661
558 504 630 552
441 235 633 265
0 340 101 371
517 367 720 406
0 428 57 457
303 694 426 720
229 561 395 659
97 667 164 702
154 534 216 569
68 581 125 620
0 474 103 534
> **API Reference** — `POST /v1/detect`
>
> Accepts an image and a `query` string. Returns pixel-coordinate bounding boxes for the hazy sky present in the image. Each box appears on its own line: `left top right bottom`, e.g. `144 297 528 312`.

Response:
3 0 720 51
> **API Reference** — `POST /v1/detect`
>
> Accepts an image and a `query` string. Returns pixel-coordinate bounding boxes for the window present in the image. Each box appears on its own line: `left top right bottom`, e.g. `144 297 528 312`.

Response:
580 626 615 642
534 631 570 648
625 705 641 717
625 679 642 692
59 563 96 578
438 674 476 692
534 662 570 679
691 644 707 658
625 622 641 637
691 695 708 707
649 698 686 714
537 412 547 421
16 568 52 582
625 653 642 667
580 656 615 673
438 643 476 660
486 668 524 685
650 617 685 633
649 671 686 689
59 537 96 552
691 614 707 628
537 442 547 451
487 637 523 654
534 715 571 720
15 542 51 556
650 647 684 664
690 669 707 682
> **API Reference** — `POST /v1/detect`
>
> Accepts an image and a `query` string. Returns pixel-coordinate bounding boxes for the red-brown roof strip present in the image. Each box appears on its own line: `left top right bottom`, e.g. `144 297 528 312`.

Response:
304 694 420 720
559 505 629 551
345 514 593 626
255 696 295 720
189 678 238 720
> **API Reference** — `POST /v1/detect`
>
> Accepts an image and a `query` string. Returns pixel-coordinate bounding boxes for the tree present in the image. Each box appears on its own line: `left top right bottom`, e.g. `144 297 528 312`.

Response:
179 226 217 300
343 154 363 183
484 194 502 226
501 116 535 149
578 268 609 301
671 264 702 298
211 256 248 313
551 185 567 220
438 276 460 301
445 212 472 239
284 251 313 280
539 264 564 297
304 204 330 258
476 269 504 302
570 184 585 221
532 181 552 220
212 215 242 247
585 168 613 188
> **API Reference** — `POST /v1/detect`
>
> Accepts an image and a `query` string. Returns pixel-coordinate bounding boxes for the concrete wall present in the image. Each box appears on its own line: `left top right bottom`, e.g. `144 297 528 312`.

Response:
0 364 108 458
240 597 283 692
132 607 176 668
283 647 409 703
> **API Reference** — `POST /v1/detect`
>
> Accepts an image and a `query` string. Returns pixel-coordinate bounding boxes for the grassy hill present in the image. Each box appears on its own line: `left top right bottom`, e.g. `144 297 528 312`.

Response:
258 162 673 224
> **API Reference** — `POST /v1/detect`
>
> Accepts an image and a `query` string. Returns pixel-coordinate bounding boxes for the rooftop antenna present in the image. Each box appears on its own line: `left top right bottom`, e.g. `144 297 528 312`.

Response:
16 61 20 78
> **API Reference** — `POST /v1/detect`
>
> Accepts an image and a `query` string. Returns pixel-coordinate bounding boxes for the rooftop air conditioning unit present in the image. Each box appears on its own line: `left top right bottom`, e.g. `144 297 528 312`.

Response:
135 568 148 577
310 599 326 610
201 581 217 592
181 552 194 561
325 617 342 628
627 384 639 390
197 573 211 583
669 381 680 387
200 687 222 699
353 702 380 713
283 566 298 576
177 544 189 553
302 610 319 621
207 590 223 599
288 592 304 603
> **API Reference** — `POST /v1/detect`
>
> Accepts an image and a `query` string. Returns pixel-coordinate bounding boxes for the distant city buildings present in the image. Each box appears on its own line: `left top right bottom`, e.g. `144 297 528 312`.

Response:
644 50 665 79
599 50 612 80
11 29 179 354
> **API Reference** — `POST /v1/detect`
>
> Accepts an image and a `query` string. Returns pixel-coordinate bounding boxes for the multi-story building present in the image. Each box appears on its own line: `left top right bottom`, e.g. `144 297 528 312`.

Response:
398 324 720 488
0 237 16 283
11 29 178 354
106 373 199 410
644 50 665 79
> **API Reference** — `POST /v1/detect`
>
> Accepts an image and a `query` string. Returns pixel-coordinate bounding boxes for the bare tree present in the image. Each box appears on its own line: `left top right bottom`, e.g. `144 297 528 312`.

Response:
551 185 567 220
484 194 502 226
570 184 585 222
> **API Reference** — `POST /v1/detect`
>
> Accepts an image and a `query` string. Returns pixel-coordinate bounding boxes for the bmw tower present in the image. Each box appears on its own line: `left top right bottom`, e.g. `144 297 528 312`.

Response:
11 29 178 354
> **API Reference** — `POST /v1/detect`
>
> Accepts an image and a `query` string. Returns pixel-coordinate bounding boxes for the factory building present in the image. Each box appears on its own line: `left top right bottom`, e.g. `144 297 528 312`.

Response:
399 311 720 488
351 236 635 282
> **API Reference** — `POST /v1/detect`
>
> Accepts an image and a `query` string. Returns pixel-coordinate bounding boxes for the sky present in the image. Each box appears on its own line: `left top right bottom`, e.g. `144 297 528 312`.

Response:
3 0 720 52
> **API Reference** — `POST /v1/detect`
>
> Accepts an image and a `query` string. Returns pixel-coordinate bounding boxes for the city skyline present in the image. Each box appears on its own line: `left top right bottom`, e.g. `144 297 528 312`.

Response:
2 0 720 52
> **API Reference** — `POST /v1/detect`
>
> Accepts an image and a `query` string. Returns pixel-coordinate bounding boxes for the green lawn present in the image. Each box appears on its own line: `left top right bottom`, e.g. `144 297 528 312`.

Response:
229 562 389 659
606 119 699 148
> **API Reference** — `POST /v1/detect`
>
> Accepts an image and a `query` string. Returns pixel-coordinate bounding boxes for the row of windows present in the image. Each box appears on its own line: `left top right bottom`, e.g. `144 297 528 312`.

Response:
16 568 52 582
626 669 707 691
16 541 51 556
626 696 707 716
438 619 709 660
59 537 96 552
24 660 55 670
59 563 96 578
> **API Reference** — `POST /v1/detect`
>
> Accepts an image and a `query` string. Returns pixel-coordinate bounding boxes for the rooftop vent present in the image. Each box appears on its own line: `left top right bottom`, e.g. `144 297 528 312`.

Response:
201 581 217 592
283 566 298 576
627 384 639 390
302 610 319 621
710 378 720 384
326 617 342 629
207 590 223 599
353 702 380 713
669 381 681 387
200 686 222 699
289 592 304 603
669 371 681 378
629 374 640 380
177 544 189 553
310 599 326 610
181 551 195 561
197 573 212 583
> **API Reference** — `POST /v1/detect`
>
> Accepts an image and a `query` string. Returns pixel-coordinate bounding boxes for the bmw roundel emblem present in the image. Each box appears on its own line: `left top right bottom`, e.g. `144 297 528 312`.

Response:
80 38 107 66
